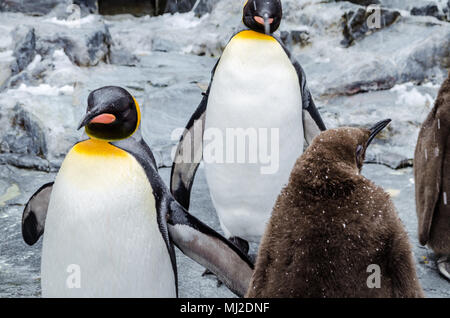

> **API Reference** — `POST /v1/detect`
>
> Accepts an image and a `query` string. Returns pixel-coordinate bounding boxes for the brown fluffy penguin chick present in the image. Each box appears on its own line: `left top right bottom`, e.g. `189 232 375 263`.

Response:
246 122 424 298
414 72 450 280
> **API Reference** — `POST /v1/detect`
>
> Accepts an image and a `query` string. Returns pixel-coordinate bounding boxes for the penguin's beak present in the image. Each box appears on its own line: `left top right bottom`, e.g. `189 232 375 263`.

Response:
77 111 116 130
254 15 274 25
77 112 93 130
367 119 391 146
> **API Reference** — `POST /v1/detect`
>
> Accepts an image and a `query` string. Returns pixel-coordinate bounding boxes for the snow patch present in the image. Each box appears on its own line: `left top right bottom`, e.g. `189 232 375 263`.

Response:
11 83 74 96
391 83 433 107
44 15 97 28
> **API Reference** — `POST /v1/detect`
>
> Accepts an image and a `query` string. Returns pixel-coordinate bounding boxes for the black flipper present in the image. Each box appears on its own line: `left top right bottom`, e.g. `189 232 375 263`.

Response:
113 133 253 298
167 200 254 297
276 38 327 144
22 182 53 246
170 60 219 210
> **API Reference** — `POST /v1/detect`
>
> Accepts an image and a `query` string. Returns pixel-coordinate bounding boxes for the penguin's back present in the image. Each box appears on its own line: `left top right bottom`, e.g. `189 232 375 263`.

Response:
41 139 175 297
204 30 304 242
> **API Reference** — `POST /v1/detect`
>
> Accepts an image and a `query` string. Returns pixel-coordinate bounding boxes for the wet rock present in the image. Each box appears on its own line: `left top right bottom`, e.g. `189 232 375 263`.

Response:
97 0 197 16
98 0 157 16
109 47 139 66
0 64 12 88
0 104 47 158
10 26 36 75
35 21 112 67
0 0 68 16
444 2 450 21
0 104 51 171
0 154 53 172
336 0 380 6
365 152 413 169
73 0 98 16
410 3 447 21
165 0 197 14
280 30 311 47
400 28 450 81
194 0 221 17
341 7 401 47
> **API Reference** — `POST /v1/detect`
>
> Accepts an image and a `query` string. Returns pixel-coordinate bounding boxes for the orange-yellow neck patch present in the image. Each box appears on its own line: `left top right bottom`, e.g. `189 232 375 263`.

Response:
234 30 276 42
73 139 127 157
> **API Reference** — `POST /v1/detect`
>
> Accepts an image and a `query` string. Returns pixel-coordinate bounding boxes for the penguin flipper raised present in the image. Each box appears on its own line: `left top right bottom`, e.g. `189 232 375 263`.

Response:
276 39 326 144
22 182 54 246
414 75 450 245
167 200 254 297
170 60 219 210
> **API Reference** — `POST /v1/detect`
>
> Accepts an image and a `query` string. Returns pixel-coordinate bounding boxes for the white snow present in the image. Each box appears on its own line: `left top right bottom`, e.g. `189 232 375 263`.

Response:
10 83 73 96
44 15 97 28
391 83 434 108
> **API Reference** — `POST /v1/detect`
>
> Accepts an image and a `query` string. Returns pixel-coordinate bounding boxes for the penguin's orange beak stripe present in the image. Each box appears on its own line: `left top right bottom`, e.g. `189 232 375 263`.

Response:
254 16 273 25
89 113 116 125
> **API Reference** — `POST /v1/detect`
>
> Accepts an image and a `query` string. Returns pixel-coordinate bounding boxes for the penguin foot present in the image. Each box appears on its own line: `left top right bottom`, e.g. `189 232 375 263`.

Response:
201 269 223 287
437 256 450 281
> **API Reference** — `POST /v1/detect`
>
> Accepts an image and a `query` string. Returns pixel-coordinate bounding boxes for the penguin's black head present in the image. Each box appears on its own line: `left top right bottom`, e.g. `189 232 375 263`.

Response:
243 0 282 34
78 86 140 141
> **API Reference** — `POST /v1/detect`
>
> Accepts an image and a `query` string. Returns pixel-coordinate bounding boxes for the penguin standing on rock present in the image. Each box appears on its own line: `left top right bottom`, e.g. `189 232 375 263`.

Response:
171 0 326 258
247 121 424 298
414 71 450 281
21 86 253 298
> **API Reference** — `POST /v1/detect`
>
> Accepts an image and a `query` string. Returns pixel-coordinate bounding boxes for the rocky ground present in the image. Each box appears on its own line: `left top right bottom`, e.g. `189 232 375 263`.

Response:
0 0 449 297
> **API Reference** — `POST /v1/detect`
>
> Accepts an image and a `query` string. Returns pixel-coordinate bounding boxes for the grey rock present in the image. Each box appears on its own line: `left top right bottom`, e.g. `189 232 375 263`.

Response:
0 104 47 158
365 153 413 169
164 0 197 14
0 0 68 16
194 0 221 17
280 30 311 48
73 0 98 16
410 3 447 21
10 26 36 75
109 48 139 66
0 104 52 172
0 154 53 172
341 7 401 47
98 0 156 16
336 0 380 6
35 22 112 67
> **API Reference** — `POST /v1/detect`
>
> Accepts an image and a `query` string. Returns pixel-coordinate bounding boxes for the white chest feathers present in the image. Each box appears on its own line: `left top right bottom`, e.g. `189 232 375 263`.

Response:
203 31 304 242
41 140 175 298
207 30 302 128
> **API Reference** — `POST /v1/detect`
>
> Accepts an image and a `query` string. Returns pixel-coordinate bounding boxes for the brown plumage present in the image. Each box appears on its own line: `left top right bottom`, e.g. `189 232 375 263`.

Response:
414 72 450 270
246 125 424 298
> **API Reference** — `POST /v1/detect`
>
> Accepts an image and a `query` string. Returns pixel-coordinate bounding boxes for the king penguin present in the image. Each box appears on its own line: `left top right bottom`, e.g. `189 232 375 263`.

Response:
21 86 253 298
246 121 424 298
414 71 450 281
170 0 326 257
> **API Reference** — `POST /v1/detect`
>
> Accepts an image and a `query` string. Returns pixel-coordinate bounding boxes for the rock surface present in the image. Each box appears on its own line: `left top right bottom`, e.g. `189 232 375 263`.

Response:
0 0 449 297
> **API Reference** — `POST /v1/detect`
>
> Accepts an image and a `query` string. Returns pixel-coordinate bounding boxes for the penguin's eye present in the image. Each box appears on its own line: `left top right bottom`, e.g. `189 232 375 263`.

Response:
356 145 364 168
356 145 363 156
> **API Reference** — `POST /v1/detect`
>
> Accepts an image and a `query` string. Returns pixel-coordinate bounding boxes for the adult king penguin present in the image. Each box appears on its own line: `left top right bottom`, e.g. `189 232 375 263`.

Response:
21 86 253 297
415 71 450 281
171 0 326 256
247 121 424 298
